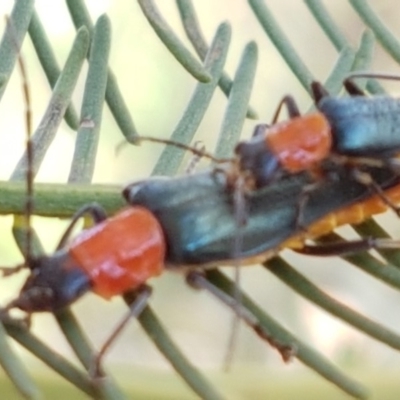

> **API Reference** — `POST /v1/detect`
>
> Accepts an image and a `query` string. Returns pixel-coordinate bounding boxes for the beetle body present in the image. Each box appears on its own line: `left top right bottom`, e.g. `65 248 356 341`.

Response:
13 207 165 312
9 159 400 314
124 165 400 267
320 96 400 157
235 81 400 187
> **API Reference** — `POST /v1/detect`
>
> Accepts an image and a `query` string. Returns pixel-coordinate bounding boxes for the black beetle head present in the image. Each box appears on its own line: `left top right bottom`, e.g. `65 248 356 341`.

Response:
8 250 92 313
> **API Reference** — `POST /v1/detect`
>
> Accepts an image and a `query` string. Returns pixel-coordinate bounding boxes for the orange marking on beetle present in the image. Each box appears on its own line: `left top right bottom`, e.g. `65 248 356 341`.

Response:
266 113 332 172
284 183 400 250
69 207 165 299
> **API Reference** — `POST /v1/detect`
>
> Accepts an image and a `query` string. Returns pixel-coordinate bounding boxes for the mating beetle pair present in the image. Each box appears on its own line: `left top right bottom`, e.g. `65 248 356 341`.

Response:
5 74 400 378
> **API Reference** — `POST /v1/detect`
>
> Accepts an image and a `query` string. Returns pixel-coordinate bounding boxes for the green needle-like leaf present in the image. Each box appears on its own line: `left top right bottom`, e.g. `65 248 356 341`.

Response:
205 269 368 400
267 257 400 351
152 22 231 176
248 0 314 90
11 27 90 181
137 0 211 83
0 322 41 400
304 0 348 50
68 15 111 183
0 181 123 217
66 0 139 142
176 0 258 119
350 0 400 64
124 293 225 400
28 11 79 130
0 0 34 101
214 41 258 158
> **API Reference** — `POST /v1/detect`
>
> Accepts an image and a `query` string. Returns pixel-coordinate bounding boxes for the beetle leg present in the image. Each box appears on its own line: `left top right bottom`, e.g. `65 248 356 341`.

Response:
297 237 400 257
89 285 152 379
270 95 301 124
186 270 295 363
55 203 108 250
311 81 331 103
294 181 322 232
343 72 400 96
251 123 270 138
343 77 366 96
351 169 400 216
